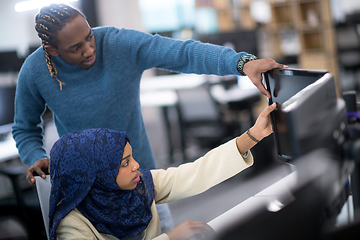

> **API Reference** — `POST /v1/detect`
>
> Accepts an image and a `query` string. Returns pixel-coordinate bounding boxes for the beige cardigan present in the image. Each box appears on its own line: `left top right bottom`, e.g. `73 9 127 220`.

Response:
56 138 253 239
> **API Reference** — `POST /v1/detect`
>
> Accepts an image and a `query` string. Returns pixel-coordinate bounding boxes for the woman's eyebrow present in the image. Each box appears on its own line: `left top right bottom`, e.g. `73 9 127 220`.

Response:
122 154 131 161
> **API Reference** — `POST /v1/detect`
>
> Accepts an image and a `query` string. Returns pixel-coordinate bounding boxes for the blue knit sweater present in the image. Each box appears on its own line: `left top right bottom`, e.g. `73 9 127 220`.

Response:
12 27 247 168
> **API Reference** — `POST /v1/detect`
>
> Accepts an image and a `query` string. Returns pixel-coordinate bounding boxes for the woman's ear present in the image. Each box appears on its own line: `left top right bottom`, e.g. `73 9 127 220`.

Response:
44 45 59 56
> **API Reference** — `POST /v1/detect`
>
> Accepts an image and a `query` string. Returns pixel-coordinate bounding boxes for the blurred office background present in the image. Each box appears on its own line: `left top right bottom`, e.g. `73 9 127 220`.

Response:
0 0 360 239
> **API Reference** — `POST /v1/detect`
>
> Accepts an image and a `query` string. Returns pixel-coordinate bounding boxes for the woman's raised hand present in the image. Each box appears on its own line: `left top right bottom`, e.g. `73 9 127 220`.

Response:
249 102 277 142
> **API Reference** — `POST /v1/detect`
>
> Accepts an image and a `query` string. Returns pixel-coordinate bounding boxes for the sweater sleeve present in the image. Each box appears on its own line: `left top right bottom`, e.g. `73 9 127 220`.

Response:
140 33 246 75
151 138 253 204
12 58 49 166
103 28 247 76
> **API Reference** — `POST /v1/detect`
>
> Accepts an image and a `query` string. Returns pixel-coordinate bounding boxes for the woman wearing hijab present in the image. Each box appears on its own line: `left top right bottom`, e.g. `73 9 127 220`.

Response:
49 103 277 240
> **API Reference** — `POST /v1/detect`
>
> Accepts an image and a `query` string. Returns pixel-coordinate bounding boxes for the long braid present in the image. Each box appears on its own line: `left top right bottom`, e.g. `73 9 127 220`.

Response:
35 4 83 90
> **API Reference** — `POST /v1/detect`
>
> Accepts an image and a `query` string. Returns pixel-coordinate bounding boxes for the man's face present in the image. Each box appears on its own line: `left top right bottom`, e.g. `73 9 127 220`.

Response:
46 15 96 69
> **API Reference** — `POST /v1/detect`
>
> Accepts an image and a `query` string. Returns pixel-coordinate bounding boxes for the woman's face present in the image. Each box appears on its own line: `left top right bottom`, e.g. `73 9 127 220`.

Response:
116 142 140 190
46 14 97 69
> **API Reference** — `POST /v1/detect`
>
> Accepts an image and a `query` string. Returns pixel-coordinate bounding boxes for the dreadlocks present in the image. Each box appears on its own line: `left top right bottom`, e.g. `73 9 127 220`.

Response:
35 4 83 90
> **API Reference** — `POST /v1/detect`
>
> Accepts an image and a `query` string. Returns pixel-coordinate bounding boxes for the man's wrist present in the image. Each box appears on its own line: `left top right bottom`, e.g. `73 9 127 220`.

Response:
237 54 257 75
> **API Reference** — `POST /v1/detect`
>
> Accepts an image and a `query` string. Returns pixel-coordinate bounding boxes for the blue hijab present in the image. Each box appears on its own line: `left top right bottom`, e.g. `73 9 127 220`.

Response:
48 128 155 240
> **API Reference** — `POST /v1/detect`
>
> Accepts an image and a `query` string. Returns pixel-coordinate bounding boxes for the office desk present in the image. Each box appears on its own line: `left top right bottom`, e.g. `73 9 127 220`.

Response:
141 90 178 162
0 133 19 163
140 90 178 107
140 74 207 92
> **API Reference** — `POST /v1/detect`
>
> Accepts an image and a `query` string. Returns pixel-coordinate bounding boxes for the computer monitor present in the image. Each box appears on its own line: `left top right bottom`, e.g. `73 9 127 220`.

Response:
0 86 16 134
215 74 349 240
0 51 24 72
263 68 330 160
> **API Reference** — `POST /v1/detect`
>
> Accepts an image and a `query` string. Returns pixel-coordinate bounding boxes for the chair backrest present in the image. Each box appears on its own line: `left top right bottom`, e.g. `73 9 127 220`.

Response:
35 175 51 240
176 84 221 123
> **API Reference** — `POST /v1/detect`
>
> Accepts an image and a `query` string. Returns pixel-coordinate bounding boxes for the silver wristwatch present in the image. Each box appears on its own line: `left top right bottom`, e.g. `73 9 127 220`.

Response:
237 54 257 75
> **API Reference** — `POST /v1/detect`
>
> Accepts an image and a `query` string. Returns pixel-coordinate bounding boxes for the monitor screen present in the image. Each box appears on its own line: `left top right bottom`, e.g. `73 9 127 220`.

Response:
263 68 328 159
0 86 16 133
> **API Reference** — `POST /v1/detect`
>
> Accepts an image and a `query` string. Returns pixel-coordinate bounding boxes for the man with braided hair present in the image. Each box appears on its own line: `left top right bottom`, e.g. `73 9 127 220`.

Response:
34 5 86 90
12 3 286 234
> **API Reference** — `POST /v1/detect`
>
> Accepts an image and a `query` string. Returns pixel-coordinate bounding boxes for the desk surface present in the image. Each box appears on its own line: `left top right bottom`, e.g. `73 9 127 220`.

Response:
0 133 19 163
140 90 178 107
140 74 207 91
140 74 261 108
210 84 260 104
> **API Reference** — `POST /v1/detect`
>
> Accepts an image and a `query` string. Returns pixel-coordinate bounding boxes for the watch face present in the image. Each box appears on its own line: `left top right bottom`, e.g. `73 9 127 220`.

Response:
244 55 252 61
245 54 256 60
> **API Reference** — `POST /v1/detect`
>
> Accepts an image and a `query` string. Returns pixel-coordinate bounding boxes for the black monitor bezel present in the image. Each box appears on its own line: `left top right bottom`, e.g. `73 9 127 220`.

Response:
263 68 329 160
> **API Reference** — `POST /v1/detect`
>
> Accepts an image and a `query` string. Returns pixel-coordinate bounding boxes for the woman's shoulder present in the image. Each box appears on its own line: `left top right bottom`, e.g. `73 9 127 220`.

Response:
58 208 88 226
58 208 117 239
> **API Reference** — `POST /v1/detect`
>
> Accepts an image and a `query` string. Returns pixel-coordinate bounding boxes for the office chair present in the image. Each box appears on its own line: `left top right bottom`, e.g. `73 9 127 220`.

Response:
0 160 47 239
176 83 241 160
34 175 51 240
0 215 29 240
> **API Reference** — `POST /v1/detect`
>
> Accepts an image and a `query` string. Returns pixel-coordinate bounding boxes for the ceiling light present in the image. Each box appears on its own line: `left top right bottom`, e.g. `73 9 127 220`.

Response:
15 0 78 12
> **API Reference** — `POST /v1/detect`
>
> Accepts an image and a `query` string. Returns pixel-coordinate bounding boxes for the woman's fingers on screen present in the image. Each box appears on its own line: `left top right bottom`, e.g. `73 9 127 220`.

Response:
264 102 277 115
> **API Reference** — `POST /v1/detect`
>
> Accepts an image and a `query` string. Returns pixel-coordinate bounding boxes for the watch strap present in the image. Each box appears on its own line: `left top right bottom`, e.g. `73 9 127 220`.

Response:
237 54 257 75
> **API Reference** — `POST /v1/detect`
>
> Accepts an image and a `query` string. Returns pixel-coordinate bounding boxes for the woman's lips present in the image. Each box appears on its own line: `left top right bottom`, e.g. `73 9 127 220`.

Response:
133 172 140 183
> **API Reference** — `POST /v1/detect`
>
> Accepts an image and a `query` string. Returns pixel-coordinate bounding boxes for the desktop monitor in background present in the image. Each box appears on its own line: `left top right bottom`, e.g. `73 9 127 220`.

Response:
263 68 329 160
0 86 16 134
0 51 24 72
